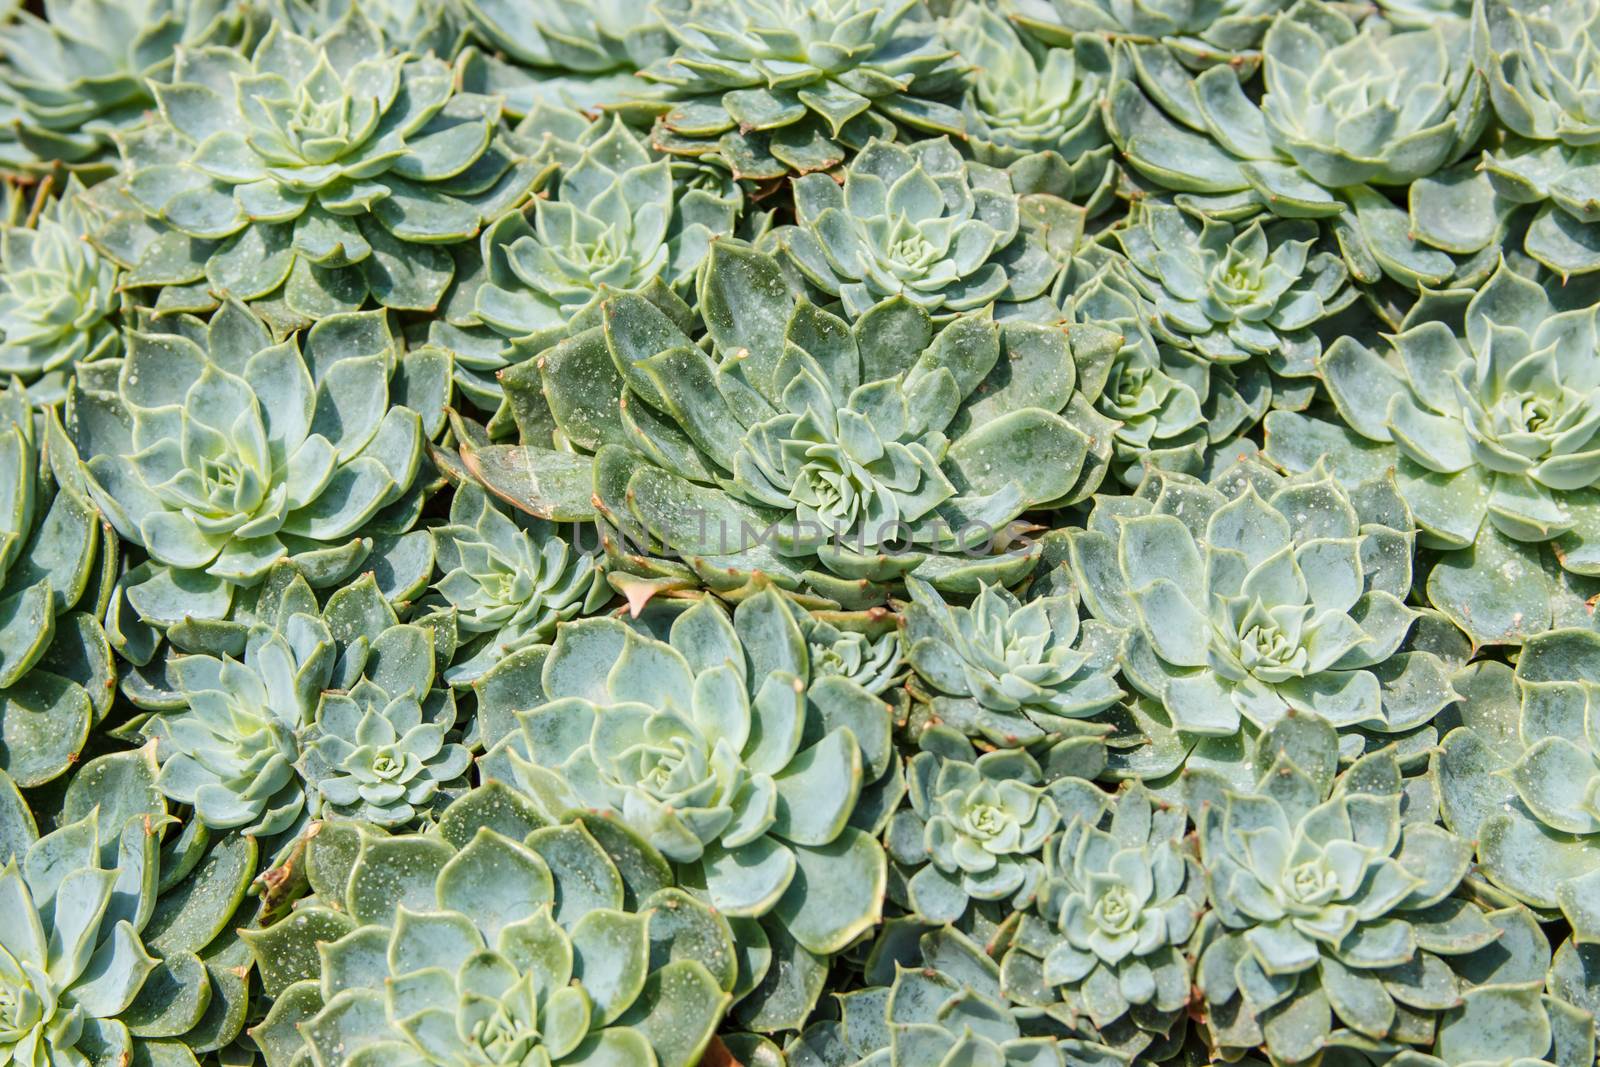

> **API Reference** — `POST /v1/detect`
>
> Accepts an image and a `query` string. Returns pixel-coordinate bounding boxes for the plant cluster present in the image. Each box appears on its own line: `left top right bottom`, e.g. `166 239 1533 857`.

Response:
0 0 1597 1065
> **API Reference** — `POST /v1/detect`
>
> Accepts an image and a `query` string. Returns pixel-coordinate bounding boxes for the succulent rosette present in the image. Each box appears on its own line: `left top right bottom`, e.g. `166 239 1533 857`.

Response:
1053 251 1226 482
1434 628 1600 943
944 3 1116 205
1111 200 1355 375
248 795 735 1067
0 737 263 1067
0 0 242 175
1408 0 1600 275
458 0 670 112
901 578 1124 749
147 571 466 838
772 137 1060 319
0 178 122 399
470 240 1117 605
298 625 471 828
479 588 896 1027
70 298 447 642
1106 1 1487 289
270 0 466 58
629 0 969 180
440 112 738 411
887 725 1064 923
1002 780 1204 1056
789 925 1125 1067
1268 261 1600 644
112 11 542 320
423 482 610 685
801 605 903 695
1189 741 1498 1064
1067 457 1458 742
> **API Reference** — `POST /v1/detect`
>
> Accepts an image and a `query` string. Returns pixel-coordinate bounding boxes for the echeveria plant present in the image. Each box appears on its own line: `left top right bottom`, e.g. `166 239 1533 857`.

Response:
947 2 1115 188
476 240 1118 604
1190 744 1496 1063
1004 780 1203 1056
772 137 1059 319
423 482 609 685
630 0 968 179
1070 458 1457 740
469 114 736 362
1106 0 1487 291
1435 628 1600 943
1268 261 1600 644
901 577 1123 748
0 0 242 175
888 724 1064 923
1111 201 1354 374
71 299 446 640
480 590 892 996
250 801 735 1067
111 11 541 319
0 178 121 398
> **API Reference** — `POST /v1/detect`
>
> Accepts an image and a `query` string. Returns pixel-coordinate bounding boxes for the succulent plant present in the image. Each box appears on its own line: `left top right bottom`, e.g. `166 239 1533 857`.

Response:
71 298 447 639
801 605 903 695
249 801 736 1067
1189 744 1495 1064
1434 627 1600 943
459 0 671 112
112 11 542 320
468 114 738 365
772 137 1059 319
476 240 1118 605
1067 458 1458 739
298 621 470 829
0 382 115 788
1001 780 1203 1054
148 568 463 837
423 482 609 685
0 803 166 1065
1440 0 1600 275
1052 252 1226 483
269 0 466 58
888 725 1063 923
1004 0 1290 71
789 925 1122 1067
945 3 1115 194
0 178 122 400
1106 0 1486 227
480 590 893 988
1111 201 1355 375
0 0 242 175
901 577 1124 748
146 590 331 838
630 0 969 180
1268 261 1600 642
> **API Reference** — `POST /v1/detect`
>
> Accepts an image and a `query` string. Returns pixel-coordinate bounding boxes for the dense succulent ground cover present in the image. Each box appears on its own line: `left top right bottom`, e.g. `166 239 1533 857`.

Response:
1 0 1599 1063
